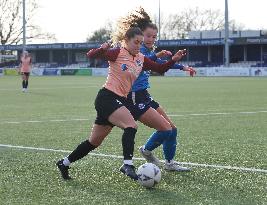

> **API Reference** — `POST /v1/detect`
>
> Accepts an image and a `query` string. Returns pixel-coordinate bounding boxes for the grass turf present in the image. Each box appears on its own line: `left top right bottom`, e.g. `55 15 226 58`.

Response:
0 76 266 205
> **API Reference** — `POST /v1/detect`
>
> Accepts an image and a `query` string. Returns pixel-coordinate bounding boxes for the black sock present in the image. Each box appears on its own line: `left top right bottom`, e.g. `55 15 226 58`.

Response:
25 80 28 88
22 80 26 88
122 127 137 160
68 140 96 163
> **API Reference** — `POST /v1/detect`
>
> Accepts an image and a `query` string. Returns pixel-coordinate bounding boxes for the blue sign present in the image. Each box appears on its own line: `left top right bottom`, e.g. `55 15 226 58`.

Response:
1 37 267 51
0 42 102 51
43 69 59 76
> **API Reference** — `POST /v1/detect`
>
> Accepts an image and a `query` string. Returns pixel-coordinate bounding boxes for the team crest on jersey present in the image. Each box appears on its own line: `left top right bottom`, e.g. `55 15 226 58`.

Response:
135 59 143 67
121 63 139 77
121 64 128 71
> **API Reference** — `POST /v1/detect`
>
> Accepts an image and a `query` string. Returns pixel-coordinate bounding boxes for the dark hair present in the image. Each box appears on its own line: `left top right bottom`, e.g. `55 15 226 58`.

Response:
144 23 158 32
112 7 156 44
125 27 143 40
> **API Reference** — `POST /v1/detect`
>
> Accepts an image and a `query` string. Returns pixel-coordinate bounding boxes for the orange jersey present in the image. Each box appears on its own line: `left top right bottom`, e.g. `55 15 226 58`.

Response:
104 48 144 97
20 56 32 73
87 47 175 97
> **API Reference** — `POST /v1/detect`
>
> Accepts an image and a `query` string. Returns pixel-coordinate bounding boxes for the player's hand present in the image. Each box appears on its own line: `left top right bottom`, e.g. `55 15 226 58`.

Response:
172 49 186 62
156 50 172 58
183 66 196 73
100 42 111 50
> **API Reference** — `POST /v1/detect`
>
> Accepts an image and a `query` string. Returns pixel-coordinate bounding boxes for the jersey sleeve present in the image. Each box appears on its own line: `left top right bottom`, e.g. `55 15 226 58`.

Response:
143 57 176 74
145 51 157 62
87 47 120 62
155 58 184 70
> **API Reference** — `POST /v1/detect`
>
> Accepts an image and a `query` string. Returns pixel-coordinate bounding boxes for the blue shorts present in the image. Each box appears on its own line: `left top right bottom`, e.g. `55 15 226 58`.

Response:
127 89 160 120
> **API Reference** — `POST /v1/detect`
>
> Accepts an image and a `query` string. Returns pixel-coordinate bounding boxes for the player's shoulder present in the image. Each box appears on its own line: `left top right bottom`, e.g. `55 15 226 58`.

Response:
140 45 149 54
107 47 121 55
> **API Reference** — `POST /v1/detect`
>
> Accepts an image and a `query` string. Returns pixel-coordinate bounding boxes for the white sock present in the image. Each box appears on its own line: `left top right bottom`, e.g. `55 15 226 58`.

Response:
124 160 133 166
63 157 71 166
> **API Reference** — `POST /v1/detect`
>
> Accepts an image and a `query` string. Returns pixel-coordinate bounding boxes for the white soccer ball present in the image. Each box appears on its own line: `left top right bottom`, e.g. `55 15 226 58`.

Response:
137 163 161 188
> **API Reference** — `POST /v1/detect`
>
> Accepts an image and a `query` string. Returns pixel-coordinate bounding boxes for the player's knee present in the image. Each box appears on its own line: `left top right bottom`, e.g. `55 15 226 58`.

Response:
127 122 138 129
170 128 178 144
159 122 172 131
121 120 138 130
171 124 177 130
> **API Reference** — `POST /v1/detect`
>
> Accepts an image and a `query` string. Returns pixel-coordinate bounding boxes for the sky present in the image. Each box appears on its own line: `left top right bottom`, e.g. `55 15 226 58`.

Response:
34 0 267 43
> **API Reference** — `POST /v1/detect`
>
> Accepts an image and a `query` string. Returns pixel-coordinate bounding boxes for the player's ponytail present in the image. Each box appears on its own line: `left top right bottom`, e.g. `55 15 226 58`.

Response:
112 7 155 45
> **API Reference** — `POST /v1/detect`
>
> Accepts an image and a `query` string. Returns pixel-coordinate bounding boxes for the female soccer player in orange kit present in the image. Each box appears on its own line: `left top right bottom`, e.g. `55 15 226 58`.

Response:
56 27 186 181
20 51 32 92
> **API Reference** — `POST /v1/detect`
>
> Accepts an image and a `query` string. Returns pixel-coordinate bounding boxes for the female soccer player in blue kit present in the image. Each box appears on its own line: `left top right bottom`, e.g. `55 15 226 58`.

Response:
122 8 196 171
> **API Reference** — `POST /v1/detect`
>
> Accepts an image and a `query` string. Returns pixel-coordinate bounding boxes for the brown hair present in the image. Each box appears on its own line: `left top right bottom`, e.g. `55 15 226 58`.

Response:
125 27 143 39
112 7 157 44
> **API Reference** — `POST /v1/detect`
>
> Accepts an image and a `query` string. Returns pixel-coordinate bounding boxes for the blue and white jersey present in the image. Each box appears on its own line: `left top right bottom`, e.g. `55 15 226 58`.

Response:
131 44 184 92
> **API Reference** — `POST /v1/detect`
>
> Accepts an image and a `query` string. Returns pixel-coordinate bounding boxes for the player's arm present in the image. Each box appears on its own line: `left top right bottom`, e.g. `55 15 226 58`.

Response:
183 66 196 73
151 50 186 71
143 49 186 74
87 42 120 62
155 58 184 70
156 50 172 58
156 50 196 72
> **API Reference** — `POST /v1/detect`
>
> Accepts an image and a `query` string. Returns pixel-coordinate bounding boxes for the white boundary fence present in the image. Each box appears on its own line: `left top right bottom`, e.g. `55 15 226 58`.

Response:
1 67 267 77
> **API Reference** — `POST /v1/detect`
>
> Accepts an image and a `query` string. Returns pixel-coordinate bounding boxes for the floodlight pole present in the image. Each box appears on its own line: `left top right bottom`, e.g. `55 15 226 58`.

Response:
23 0 26 52
224 0 230 67
158 0 161 40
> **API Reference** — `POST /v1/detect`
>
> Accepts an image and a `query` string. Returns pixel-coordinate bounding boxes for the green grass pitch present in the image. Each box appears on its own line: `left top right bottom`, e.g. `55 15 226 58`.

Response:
0 76 266 205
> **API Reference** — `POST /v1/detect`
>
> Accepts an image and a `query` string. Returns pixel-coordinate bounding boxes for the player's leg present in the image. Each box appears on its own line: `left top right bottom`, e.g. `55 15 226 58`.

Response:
56 124 113 180
154 105 178 162
108 106 139 180
138 107 173 166
57 106 138 180
155 106 176 129
155 105 190 172
127 91 173 166
25 73 30 90
21 73 27 92
97 89 138 179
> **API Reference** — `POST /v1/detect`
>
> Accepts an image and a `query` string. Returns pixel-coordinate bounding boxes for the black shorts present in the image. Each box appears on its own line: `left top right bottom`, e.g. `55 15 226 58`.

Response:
94 88 139 126
21 72 30 77
127 89 160 120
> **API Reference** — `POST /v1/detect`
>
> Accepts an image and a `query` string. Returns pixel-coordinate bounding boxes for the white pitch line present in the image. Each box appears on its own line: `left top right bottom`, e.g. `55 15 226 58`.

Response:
0 86 99 91
168 110 267 117
0 144 266 174
1 110 267 125
0 118 89 124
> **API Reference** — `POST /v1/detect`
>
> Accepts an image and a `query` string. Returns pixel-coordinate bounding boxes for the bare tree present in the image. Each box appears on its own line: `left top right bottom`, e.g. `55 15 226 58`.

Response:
161 7 244 39
0 0 56 46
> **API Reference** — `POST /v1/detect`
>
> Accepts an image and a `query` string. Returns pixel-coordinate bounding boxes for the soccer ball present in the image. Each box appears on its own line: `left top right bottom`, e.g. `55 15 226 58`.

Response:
136 163 161 188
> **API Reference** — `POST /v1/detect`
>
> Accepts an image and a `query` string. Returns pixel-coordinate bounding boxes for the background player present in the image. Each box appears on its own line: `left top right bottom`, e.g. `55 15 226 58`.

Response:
19 51 32 92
